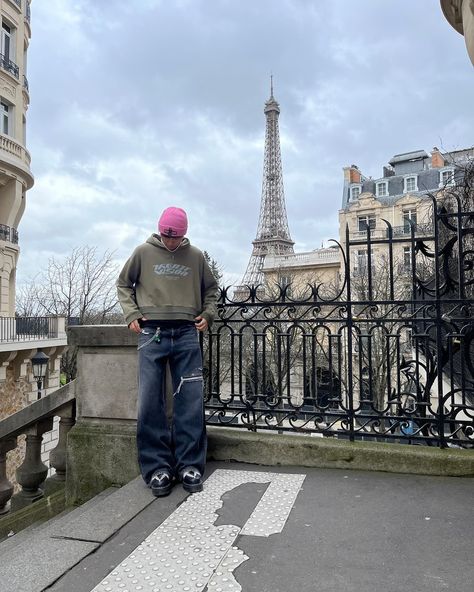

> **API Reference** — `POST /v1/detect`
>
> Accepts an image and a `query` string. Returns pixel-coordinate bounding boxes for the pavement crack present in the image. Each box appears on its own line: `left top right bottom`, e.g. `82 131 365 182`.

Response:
50 535 103 544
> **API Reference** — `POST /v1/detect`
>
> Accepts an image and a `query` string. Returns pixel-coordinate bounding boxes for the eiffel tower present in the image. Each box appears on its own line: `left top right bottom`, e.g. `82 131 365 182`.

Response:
236 80 294 294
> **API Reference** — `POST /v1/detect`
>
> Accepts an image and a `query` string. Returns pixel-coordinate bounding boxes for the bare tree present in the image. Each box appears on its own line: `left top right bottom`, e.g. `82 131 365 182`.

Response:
16 246 122 381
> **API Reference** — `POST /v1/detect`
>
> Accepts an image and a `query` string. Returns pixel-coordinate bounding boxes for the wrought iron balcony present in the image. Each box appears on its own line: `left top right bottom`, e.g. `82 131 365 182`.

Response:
12 0 22 10
26 3 31 24
352 223 433 240
23 74 29 92
0 224 19 244
0 54 19 79
0 317 59 343
388 223 433 238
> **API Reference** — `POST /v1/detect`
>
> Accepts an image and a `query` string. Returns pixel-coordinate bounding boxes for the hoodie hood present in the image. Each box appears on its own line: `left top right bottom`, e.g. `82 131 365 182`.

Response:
146 234 190 250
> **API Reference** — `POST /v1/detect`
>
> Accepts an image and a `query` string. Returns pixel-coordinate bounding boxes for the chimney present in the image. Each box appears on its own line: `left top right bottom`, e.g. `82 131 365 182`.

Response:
343 165 361 184
431 147 445 168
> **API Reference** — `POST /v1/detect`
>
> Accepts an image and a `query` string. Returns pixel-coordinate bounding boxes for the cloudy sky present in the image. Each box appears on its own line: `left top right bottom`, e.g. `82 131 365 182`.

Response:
18 0 474 286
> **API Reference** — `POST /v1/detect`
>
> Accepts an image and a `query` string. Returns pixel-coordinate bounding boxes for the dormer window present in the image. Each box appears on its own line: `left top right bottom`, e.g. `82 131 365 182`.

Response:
404 176 418 193
439 168 455 187
376 181 388 197
350 185 361 200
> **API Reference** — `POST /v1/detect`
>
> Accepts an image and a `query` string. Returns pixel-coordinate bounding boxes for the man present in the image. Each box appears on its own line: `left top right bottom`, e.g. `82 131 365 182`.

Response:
117 206 218 496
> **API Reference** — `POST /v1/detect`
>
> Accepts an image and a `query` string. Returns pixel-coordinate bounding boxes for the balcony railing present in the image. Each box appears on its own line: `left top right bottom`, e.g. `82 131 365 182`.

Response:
0 224 18 244
0 317 60 343
0 133 31 166
388 223 433 238
263 249 340 270
0 54 19 79
352 223 433 240
23 74 29 92
26 3 31 24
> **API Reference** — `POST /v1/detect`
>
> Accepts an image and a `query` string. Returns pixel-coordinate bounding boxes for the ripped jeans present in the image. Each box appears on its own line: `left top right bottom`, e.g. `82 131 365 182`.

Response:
137 323 206 484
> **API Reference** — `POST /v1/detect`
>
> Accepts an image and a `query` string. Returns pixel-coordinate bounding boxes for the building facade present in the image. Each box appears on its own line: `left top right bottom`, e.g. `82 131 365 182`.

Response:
340 147 473 272
261 247 340 297
0 0 33 316
0 1 67 487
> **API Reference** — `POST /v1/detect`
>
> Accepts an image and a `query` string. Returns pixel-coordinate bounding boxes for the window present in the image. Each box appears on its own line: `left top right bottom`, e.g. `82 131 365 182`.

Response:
403 246 412 270
440 168 455 187
1 21 18 78
376 182 388 197
351 185 361 200
404 176 417 193
403 209 417 234
354 249 374 272
1 23 11 62
355 249 368 271
279 275 292 296
358 215 376 232
1 100 10 135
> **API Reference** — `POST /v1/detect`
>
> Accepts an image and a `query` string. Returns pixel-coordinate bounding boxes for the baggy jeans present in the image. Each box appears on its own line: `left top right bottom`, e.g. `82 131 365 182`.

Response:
137 324 206 484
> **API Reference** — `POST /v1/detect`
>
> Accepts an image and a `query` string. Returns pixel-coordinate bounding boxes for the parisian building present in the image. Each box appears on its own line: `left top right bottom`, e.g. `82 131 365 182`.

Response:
0 0 67 484
263 146 473 289
340 147 473 272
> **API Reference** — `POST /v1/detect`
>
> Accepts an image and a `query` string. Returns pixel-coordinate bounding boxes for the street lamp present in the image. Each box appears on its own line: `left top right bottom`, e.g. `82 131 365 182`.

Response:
31 351 49 400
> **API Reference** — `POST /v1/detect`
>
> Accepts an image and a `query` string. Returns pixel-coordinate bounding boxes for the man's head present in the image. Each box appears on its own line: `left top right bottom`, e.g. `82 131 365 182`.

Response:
158 206 188 251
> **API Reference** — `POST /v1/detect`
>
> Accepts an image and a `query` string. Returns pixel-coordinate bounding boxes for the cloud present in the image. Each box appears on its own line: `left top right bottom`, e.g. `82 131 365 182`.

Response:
17 0 474 288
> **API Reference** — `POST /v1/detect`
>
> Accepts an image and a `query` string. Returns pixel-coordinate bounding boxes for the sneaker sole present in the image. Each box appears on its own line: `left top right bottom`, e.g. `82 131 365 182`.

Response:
182 482 203 493
151 483 173 497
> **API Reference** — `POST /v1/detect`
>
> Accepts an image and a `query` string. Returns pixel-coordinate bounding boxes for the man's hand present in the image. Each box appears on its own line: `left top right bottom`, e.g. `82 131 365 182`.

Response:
128 318 146 334
194 316 208 332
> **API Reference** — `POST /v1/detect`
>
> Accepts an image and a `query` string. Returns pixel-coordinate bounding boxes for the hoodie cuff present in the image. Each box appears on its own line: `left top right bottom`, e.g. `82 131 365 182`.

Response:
200 312 213 328
125 312 142 326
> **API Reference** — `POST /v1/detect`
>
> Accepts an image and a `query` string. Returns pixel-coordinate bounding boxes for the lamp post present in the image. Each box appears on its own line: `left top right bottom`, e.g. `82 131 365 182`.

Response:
31 351 49 399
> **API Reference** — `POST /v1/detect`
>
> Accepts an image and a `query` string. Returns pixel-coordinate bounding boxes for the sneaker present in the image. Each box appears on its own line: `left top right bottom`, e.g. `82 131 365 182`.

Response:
150 471 173 497
181 467 203 493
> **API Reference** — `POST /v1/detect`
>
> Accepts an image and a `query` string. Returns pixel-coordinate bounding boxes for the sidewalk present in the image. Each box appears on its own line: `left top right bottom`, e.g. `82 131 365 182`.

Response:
1 461 472 592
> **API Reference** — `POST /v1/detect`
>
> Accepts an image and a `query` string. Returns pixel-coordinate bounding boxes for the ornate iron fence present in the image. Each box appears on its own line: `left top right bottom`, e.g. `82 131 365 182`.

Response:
203 196 474 448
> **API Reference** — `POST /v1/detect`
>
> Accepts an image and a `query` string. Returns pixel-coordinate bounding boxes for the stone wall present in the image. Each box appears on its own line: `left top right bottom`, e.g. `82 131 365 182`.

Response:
1 366 29 491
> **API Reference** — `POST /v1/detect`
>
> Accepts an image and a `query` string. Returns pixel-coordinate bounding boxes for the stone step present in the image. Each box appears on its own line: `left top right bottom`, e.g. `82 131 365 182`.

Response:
0 486 118 554
0 477 159 592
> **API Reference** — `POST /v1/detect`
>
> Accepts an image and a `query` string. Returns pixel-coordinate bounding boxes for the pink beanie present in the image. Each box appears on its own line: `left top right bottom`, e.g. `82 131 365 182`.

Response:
158 206 188 237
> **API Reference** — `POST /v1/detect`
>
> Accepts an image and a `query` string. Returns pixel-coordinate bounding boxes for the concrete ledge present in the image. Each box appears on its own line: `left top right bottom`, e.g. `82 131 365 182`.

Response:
66 420 140 506
65 423 474 511
68 324 137 347
207 427 474 477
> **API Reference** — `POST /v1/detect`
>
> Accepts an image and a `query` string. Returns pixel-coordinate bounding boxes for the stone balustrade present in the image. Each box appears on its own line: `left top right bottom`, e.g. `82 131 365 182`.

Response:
263 248 341 270
0 381 75 515
0 133 31 167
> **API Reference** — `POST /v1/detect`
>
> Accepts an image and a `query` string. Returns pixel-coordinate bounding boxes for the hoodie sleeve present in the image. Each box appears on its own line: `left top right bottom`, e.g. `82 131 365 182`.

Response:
116 248 143 325
199 255 218 327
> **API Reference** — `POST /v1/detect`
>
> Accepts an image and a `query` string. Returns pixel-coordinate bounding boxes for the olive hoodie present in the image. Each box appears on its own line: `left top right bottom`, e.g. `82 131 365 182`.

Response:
116 234 218 326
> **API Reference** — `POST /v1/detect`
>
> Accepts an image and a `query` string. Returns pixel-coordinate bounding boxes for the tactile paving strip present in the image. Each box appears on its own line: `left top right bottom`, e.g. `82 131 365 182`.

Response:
91 469 305 592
